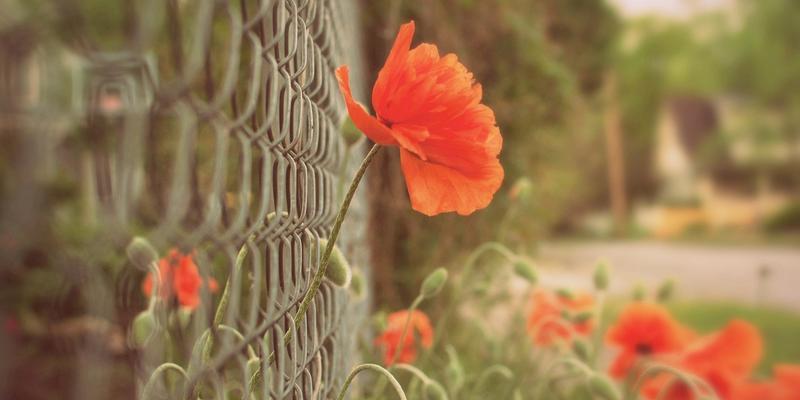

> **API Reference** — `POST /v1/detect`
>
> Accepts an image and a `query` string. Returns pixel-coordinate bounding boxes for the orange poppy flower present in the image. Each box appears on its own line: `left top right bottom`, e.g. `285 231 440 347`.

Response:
606 303 692 378
643 320 763 400
336 21 504 216
732 364 800 400
774 364 800 398
374 310 434 365
142 249 219 310
526 290 594 346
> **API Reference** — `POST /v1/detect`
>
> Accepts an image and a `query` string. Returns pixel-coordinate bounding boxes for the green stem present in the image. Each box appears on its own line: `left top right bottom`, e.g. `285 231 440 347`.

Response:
202 241 250 364
589 291 606 367
534 357 593 399
337 145 353 203
473 365 514 400
628 363 709 400
142 362 189 400
285 143 380 342
336 364 408 400
369 294 425 400
431 242 516 350
187 144 380 397
391 295 424 365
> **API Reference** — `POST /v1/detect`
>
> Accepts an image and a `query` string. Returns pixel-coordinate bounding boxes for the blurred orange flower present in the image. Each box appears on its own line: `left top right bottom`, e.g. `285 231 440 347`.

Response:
606 303 693 378
336 21 504 216
733 364 800 400
526 290 594 346
142 249 219 310
374 310 434 365
643 320 763 400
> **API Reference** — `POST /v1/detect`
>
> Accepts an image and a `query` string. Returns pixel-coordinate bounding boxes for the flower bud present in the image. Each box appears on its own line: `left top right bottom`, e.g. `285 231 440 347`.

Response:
656 279 675 303
349 268 366 300
126 237 159 271
420 268 448 299
513 259 538 285
556 288 575 301
587 374 621 400
509 177 533 203
319 239 351 288
423 381 449 400
175 307 192 328
571 311 594 324
341 118 362 146
130 310 157 347
594 263 610 291
572 338 591 361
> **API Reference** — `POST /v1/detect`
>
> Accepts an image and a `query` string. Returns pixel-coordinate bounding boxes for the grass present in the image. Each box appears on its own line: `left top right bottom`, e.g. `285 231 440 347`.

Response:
666 300 800 376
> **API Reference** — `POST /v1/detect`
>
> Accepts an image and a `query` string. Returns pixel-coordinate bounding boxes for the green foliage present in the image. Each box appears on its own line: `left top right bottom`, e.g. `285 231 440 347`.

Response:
764 201 800 233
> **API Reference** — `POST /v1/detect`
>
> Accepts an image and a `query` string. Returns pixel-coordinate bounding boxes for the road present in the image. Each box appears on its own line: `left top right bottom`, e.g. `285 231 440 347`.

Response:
534 240 800 312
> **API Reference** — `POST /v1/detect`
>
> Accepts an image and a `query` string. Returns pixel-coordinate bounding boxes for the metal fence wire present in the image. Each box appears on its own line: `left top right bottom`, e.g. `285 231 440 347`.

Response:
0 0 369 398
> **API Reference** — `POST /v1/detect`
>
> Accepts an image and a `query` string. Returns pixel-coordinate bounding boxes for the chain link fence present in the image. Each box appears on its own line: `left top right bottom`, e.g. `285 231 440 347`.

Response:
0 0 369 398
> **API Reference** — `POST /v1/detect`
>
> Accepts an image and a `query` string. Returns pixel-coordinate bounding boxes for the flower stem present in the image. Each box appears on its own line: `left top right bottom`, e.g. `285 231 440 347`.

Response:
431 241 516 349
391 295 424 365
289 143 380 334
336 363 408 400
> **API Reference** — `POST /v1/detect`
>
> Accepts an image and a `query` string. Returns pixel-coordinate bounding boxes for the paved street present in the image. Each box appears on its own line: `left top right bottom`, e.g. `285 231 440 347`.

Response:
534 241 800 312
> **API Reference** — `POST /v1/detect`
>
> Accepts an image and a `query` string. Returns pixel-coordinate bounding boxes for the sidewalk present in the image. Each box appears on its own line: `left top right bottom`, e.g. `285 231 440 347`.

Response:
535 240 800 312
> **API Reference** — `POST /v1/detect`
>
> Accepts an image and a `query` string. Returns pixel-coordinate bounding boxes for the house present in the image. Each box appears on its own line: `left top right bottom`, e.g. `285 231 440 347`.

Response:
647 95 792 237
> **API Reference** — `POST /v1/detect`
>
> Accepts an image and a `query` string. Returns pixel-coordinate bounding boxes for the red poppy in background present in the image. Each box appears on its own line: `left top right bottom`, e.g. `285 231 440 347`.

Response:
142 249 219 310
606 302 693 378
374 310 434 365
336 21 504 216
526 290 594 346
733 364 800 400
643 320 763 400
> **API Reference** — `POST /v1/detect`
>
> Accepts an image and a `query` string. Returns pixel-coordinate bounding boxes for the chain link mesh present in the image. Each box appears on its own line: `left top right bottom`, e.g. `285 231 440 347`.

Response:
0 0 368 398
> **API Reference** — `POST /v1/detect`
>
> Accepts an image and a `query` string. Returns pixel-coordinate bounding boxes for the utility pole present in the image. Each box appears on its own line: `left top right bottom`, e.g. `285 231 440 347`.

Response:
604 72 628 235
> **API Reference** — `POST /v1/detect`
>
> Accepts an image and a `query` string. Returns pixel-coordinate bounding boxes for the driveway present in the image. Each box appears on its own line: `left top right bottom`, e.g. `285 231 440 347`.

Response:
534 241 800 312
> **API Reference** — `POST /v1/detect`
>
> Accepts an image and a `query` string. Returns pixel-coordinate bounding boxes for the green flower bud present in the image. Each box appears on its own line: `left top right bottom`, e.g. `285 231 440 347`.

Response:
126 237 159 271
509 177 533 203
131 310 157 347
341 118 362 146
420 268 448 299
594 263 610 291
656 279 675 303
572 338 591 361
556 288 575 301
349 268 366 300
587 374 621 400
423 381 449 400
571 310 594 324
175 307 192 328
319 239 351 288
513 259 538 285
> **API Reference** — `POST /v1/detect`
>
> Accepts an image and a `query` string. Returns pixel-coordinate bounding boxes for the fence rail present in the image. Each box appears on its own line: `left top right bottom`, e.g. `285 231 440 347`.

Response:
0 0 368 398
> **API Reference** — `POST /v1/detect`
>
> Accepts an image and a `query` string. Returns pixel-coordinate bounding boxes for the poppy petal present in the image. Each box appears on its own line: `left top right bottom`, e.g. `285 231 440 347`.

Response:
372 21 416 117
335 66 396 145
391 124 429 160
399 149 503 216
